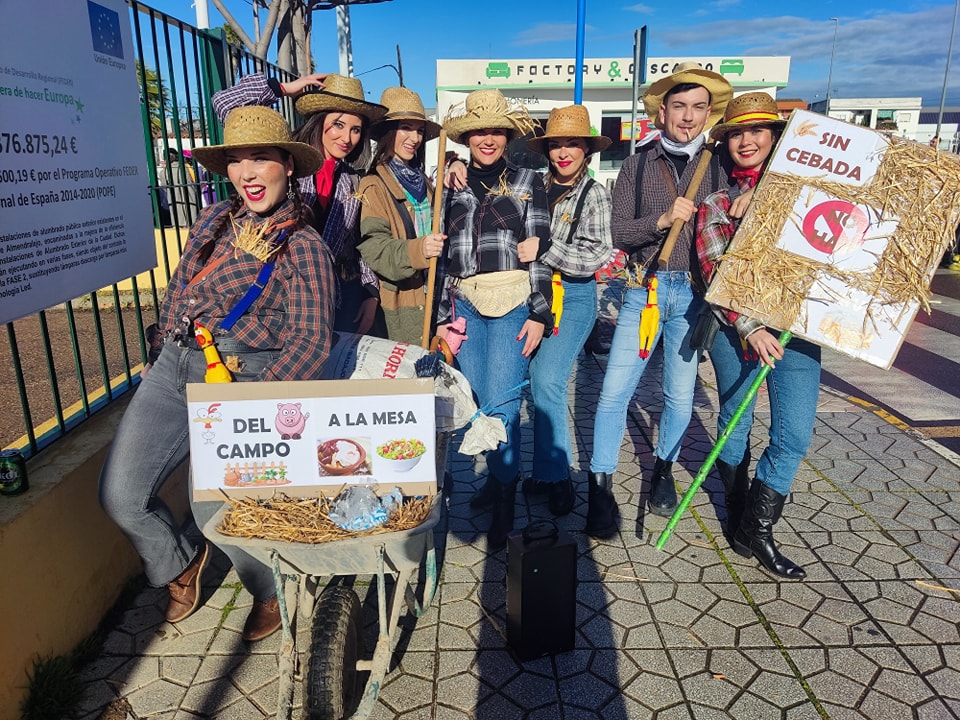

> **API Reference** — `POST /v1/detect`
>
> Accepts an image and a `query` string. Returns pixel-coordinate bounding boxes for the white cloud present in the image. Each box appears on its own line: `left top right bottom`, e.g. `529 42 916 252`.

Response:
624 3 654 13
656 7 960 104
513 23 579 46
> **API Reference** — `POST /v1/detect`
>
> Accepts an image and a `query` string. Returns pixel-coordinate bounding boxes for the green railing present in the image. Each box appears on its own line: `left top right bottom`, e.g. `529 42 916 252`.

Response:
1 1 294 457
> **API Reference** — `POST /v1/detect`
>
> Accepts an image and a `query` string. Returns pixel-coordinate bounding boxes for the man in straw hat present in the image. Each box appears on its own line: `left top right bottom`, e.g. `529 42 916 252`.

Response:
213 71 390 337
585 62 733 529
101 105 337 642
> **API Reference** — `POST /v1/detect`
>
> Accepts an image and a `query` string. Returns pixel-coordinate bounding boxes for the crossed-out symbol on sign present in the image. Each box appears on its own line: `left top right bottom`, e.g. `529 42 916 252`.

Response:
801 200 869 255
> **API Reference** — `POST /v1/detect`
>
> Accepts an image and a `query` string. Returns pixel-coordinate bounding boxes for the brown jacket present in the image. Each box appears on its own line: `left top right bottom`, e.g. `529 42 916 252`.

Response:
357 165 433 344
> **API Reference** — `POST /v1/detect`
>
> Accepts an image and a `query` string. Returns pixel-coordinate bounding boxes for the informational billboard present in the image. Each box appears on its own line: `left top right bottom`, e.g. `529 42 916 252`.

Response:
0 0 155 325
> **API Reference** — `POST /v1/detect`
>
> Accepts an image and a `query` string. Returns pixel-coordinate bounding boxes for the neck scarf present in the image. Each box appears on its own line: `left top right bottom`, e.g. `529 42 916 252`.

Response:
467 157 507 200
731 160 769 189
314 157 337 212
388 158 427 202
660 133 705 160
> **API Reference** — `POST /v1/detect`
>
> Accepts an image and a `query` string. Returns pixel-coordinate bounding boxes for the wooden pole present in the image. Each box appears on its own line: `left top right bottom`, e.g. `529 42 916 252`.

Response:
421 130 447 348
657 144 715 268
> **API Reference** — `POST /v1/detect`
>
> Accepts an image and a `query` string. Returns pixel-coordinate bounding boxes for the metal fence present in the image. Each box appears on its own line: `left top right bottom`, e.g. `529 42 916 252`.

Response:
1 1 295 457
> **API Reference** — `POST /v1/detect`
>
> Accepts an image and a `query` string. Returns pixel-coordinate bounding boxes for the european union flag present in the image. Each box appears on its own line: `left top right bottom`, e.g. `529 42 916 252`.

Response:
88 1 124 60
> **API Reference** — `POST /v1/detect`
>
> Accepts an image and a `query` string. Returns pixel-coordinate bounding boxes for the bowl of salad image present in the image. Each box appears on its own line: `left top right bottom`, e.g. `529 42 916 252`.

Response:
376 438 427 473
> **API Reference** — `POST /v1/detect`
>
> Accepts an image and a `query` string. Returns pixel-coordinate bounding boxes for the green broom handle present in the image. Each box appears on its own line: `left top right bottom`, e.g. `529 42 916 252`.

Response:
655 329 792 550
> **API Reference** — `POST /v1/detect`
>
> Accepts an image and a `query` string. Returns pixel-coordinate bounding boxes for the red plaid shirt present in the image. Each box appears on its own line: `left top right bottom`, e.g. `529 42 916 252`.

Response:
155 200 337 381
695 171 763 340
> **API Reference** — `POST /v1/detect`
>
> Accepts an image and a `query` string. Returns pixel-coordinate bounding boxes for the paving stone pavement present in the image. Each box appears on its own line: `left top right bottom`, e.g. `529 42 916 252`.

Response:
76 292 960 719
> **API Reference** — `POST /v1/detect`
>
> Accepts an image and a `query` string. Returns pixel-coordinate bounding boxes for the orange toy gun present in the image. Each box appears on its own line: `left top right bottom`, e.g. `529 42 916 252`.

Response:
194 324 233 383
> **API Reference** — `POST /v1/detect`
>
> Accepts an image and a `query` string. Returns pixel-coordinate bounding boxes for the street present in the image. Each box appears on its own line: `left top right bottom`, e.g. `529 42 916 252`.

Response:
819 268 960 456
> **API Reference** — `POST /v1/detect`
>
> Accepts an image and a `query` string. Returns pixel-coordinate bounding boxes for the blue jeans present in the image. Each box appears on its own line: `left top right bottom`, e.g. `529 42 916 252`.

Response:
454 298 531 483
529 278 597 481
590 271 703 474
708 324 821 495
99 342 278 590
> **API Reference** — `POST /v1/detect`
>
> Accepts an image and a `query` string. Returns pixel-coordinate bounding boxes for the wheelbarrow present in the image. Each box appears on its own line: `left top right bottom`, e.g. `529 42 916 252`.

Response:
201 449 448 720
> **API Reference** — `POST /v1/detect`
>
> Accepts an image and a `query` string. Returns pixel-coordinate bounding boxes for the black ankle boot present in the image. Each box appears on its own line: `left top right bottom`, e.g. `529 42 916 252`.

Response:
716 451 751 540
547 478 576 516
732 480 806 580
584 472 619 539
647 458 677 517
488 476 519 551
469 476 499 509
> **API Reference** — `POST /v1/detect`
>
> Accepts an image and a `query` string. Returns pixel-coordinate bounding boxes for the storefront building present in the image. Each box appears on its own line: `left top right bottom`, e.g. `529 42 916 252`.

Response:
436 56 791 186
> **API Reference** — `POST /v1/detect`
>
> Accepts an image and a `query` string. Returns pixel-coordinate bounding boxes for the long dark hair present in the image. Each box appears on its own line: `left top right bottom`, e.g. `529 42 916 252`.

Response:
294 111 372 168
369 123 427 171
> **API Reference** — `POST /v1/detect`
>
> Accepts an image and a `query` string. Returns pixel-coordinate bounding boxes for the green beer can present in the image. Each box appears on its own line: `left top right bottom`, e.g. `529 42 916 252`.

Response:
0 449 28 496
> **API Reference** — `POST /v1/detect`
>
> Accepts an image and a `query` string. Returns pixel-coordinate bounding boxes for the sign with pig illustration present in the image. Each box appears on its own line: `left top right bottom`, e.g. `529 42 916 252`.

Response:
187 378 436 500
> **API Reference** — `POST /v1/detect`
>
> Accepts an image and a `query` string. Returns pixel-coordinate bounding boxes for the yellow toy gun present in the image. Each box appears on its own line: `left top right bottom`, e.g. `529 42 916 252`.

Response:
550 272 564 335
194 324 233 383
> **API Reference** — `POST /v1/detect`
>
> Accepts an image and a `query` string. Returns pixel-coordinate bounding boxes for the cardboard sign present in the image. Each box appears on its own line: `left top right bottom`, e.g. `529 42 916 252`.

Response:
187 378 437 500
706 109 960 369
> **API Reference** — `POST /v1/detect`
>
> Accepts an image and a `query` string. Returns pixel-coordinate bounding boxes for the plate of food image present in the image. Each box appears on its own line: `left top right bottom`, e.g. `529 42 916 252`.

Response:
376 438 427 473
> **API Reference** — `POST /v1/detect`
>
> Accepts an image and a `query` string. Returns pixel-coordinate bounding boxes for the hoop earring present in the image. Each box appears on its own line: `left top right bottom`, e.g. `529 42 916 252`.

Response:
287 177 296 202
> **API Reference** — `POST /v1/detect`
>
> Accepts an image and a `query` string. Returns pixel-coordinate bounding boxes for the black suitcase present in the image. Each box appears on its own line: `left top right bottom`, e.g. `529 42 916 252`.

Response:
506 520 577 660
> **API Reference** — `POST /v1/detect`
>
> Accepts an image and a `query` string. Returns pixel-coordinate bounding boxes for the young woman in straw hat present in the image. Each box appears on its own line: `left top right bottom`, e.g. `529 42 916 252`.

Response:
518 105 614 522
439 88 552 550
100 106 336 641
356 86 446 345
696 91 818 580
212 72 388 337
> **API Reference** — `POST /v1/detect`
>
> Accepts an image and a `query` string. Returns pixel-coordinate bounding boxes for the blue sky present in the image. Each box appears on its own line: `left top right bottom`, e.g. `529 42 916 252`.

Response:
153 0 960 108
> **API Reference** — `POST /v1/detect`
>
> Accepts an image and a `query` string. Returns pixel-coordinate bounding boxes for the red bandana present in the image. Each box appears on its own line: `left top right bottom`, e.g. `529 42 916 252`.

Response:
314 158 336 212
731 165 762 187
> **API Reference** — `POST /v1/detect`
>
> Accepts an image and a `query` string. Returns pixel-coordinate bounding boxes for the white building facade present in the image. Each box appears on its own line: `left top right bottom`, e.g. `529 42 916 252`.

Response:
435 56 791 187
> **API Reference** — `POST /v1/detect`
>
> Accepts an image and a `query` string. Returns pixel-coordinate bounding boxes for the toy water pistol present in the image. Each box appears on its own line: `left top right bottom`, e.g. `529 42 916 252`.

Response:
550 272 564 335
638 276 659 359
194 323 233 383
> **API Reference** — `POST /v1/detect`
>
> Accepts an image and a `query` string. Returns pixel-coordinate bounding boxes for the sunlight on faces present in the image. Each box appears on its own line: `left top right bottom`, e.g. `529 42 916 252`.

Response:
547 137 588 184
467 128 508 167
727 126 776 170
393 120 425 162
321 112 364 160
658 86 711 144
225 147 294 215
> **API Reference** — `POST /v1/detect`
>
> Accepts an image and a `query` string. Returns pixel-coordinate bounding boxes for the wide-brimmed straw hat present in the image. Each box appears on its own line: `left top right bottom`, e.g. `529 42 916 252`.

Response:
294 73 387 122
443 89 537 145
642 61 733 131
191 106 321 178
709 92 786 142
370 86 442 142
526 104 612 155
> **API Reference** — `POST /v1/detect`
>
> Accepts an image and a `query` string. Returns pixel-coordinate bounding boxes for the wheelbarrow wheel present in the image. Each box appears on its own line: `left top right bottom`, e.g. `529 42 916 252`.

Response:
305 585 362 720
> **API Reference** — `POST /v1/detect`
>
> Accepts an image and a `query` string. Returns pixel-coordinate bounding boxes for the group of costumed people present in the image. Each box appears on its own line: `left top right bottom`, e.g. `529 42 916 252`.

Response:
99 62 819 644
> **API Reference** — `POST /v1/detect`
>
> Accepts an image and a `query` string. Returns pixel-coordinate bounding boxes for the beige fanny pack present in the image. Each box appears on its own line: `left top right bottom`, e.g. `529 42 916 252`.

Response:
456 270 530 318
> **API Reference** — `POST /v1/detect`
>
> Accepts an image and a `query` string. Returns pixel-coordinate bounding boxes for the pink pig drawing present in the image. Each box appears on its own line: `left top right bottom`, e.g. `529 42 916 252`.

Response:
275 402 309 440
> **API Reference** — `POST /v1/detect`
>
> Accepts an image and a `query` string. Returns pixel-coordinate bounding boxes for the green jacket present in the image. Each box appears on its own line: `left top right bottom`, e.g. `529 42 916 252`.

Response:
357 165 433 345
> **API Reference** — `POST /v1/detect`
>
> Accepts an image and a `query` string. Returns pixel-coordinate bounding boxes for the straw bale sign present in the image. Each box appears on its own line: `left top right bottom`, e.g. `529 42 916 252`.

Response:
187 378 437 500
705 109 960 368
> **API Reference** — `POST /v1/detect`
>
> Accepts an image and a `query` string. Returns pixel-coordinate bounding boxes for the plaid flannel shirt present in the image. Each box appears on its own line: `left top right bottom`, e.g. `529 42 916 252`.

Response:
155 200 337 381
437 163 552 327
695 178 763 340
539 173 614 277
211 73 378 294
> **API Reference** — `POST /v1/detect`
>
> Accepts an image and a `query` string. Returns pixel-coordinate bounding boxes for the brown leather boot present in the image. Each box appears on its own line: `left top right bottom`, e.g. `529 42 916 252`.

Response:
242 596 282 642
166 542 209 623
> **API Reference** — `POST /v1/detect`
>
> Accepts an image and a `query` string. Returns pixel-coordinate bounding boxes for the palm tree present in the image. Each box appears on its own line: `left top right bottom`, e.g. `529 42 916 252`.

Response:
136 60 171 139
